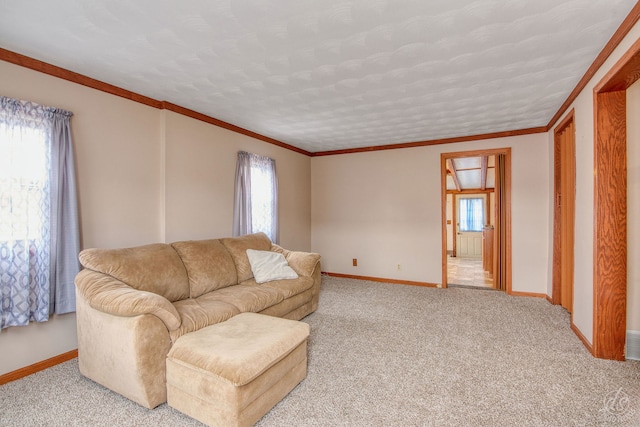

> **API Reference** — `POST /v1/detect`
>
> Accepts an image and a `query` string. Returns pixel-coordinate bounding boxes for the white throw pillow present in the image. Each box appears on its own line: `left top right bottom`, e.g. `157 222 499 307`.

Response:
246 249 299 283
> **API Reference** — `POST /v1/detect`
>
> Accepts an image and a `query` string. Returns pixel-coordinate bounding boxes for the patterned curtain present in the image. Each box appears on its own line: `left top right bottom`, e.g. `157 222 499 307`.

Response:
0 96 80 329
232 151 278 243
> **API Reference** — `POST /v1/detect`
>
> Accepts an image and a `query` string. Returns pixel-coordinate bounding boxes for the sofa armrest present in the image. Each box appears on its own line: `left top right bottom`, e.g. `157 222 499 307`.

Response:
75 269 181 331
270 244 321 277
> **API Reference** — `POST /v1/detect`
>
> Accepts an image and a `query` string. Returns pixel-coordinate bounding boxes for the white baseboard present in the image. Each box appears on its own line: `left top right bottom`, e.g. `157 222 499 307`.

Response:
627 330 640 361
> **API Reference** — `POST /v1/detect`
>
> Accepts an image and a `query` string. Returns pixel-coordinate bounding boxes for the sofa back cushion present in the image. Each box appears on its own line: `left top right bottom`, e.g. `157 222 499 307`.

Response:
171 239 238 298
220 232 272 283
78 244 189 302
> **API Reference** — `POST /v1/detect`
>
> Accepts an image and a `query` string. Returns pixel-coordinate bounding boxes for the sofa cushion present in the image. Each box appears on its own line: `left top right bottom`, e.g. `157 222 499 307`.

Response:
246 249 298 283
220 233 272 282
171 298 240 342
270 244 321 278
243 276 314 299
171 240 238 298
204 282 284 313
79 244 189 302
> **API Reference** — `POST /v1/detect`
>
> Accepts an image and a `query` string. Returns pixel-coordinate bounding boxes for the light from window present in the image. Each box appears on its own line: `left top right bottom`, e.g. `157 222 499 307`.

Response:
459 198 483 232
0 124 50 242
250 163 275 239
233 151 278 243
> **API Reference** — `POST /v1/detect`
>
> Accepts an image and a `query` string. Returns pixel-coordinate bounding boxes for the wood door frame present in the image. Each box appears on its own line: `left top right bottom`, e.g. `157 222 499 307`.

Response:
590 37 640 360
552 110 576 310
441 148 512 292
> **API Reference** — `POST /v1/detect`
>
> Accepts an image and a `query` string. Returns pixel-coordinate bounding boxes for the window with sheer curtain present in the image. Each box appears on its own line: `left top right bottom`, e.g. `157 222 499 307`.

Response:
459 198 484 232
232 151 278 243
0 96 80 329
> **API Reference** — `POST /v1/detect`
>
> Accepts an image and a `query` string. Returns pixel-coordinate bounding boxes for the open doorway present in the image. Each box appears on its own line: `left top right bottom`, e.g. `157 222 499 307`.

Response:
441 148 512 292
447 188 493 288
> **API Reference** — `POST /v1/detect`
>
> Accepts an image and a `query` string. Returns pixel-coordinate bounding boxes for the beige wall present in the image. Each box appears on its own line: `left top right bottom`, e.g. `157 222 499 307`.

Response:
627 79 640 333
548 22 640 345
163 110 311 249
311 133 550 293
0 60 311 375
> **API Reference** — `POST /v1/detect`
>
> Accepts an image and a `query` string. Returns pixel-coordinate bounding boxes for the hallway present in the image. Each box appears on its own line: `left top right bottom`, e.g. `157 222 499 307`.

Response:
447 256 494 289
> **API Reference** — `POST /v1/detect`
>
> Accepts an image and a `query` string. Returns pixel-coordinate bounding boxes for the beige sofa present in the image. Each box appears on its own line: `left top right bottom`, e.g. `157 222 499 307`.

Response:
74 233 321 409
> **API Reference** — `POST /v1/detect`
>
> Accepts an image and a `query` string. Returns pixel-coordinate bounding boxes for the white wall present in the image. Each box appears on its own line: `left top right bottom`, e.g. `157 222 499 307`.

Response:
0 59 312 376
311 133 550 294
549 21 640 345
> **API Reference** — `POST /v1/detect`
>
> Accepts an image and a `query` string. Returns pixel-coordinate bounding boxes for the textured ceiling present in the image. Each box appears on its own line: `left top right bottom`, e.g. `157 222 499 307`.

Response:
0 0 636 153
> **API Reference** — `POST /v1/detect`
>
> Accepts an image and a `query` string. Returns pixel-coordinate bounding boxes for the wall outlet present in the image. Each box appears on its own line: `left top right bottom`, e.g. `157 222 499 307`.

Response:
396 263 401 270
352 258 358 267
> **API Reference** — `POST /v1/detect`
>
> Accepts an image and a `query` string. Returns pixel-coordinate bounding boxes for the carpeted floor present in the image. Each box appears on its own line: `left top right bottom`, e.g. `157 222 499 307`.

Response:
1 275 639 426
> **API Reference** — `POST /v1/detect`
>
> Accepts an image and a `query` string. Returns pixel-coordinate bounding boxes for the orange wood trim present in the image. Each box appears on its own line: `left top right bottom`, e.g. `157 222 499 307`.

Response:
552 129 562 305
446 188 495 195
546 2 640 129
161 102 311 156
447 159 462 192
480 156 488 190
451 193 457 258
592 89 627 361
0 48 163 108
507 290 547 298
441 154 450 287
323 272 438 288
551 109 576 306
571 322 594 355
0 48 308 156
312 127 547 156
595 37 640 93
0 349 78 386
588 33 640 361
503 149 513 294
545 295 553 305
555 109 576 135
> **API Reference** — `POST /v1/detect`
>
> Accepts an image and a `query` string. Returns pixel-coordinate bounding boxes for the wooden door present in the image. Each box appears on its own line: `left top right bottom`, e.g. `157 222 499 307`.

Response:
553 113 576 312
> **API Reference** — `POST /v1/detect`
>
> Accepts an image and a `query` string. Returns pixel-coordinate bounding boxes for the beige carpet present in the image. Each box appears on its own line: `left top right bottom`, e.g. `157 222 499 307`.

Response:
1 275 639 426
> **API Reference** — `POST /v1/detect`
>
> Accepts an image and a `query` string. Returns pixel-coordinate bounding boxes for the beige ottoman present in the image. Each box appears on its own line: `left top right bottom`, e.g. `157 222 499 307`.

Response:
166 312 310 427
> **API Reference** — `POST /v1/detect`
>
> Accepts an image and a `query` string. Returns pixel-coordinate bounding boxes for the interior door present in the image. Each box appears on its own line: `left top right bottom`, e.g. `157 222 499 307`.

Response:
457 230 482 257
552 116 575 312
456 195 485 258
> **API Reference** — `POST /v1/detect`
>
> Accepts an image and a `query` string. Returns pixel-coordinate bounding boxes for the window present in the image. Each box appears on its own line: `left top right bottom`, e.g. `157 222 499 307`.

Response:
459 198 484 232
0 96 80 329
0 125 49 242
232 151 278 243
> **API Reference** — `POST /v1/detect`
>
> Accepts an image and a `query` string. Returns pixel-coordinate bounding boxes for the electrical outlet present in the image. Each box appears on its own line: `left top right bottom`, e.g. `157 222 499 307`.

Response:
353 258 358 267
396 263 401 270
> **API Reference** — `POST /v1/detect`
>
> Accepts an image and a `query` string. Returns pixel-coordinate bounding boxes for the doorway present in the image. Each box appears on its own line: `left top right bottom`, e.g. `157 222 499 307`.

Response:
447 193 492 288
441 148 512 292
588 37 640 360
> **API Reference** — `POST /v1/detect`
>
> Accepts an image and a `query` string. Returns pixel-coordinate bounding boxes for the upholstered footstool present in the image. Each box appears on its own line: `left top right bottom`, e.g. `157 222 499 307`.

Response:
166 312 310 427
